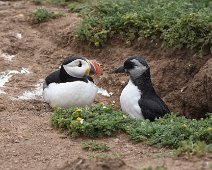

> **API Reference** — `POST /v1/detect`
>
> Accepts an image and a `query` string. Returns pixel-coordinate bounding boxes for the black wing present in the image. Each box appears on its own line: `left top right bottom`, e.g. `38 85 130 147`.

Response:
43 70 61 89
43 70 93 90
138 94 170 121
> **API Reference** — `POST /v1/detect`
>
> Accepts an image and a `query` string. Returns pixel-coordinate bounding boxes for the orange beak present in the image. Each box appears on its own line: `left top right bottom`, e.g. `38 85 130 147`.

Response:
89 60 102 76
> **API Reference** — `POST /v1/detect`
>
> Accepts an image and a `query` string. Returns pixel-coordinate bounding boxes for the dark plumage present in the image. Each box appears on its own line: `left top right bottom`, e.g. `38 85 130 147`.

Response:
115 56 170 121
43 56 92 90
43 55 101 108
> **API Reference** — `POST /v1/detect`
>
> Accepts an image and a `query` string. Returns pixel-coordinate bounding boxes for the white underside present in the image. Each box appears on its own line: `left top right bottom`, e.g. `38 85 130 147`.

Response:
120 80 144 119
43 81 98 108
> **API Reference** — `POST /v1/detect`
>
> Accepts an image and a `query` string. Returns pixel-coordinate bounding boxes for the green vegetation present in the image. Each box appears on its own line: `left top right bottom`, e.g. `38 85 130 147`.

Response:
51 105 130 138
82 140 111 151
141 165 167 170
32 8 62 22
176 140 212 157
46 0 69 6
32 0 212 54
31 0 43 5
71 0 212 54
88 152 124 160
50 104 212 156
68 2 92 15
46 0 85 6
125 114 212 149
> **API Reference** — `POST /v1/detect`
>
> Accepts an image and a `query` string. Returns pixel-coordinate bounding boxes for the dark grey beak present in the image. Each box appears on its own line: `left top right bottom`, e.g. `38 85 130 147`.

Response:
90 63 96 75
114 66 125 73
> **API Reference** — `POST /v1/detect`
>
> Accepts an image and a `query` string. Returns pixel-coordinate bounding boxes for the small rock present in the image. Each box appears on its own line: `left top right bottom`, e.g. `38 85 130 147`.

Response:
114 138 119 143
59 135 67 139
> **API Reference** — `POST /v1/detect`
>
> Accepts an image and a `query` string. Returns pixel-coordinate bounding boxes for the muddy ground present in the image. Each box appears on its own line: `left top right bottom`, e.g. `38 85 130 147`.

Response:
0 1 211 170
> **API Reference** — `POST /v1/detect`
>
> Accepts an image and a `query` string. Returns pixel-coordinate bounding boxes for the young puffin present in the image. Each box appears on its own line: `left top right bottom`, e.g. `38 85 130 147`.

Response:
43 55 102 108
115 56 170 121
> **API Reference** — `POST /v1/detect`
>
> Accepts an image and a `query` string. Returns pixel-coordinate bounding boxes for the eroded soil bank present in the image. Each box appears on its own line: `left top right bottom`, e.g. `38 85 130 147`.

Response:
0 1 211 170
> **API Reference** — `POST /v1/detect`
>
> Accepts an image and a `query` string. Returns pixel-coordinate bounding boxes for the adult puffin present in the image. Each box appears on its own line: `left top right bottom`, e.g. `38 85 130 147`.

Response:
43 55 102 108
115 56 170 121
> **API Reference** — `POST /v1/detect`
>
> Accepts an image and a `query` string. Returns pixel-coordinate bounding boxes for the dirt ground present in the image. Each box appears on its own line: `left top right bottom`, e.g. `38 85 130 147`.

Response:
0 1 211 170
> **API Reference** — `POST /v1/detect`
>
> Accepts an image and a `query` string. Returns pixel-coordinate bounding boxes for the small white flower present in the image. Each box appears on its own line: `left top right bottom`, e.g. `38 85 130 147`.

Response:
80 119 84 124
123 115 127 119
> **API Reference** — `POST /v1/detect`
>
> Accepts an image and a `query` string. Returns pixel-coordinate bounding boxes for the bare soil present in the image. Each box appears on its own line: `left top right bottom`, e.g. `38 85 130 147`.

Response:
0 1 211 170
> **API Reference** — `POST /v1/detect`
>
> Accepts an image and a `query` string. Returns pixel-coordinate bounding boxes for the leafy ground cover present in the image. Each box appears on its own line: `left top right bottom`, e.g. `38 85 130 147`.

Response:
82 0 211 53
32 8 63 23
1 1 211 169
32 0 212 54
81 140 111 152
141 165 167 170
51 104 212 157
53 0 212 55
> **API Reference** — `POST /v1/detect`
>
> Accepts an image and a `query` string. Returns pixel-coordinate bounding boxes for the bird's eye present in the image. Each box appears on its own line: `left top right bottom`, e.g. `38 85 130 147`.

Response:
125 62 134 70
78 61 82 67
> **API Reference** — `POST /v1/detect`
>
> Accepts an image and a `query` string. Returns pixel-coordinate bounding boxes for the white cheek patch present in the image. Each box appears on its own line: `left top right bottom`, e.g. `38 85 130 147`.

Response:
63 65 85 78
129 59 148 78
63 59 89 78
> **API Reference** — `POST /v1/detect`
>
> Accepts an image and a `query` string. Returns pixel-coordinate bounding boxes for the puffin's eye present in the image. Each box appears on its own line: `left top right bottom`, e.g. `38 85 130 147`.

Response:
78 61 82 67
125 62 134 70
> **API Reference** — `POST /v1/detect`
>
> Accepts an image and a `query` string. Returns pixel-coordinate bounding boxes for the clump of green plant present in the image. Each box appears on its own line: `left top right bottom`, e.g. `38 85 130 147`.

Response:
125 114 212 149
142 165 167 170
46 0 86 6
89 152 123 160
68 2 93 16
75 0 212 54
50 104 212 156
31 0 43 5
82 140 111 152
162 12 212 55
46 0 69 6
51 104 131 138
176 140 212 157
32 8 62 22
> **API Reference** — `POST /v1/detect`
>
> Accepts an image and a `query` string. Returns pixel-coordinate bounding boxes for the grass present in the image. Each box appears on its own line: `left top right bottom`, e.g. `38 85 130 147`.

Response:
32 8 63 23
50 104 212 157
81 140 111 152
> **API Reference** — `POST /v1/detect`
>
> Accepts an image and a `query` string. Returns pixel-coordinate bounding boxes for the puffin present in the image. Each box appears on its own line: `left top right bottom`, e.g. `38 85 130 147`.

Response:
115 56 170 121
43 55 102 108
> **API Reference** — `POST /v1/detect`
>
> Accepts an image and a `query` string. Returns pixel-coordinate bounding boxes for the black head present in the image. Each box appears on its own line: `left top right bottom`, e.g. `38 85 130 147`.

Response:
62 55 87 65
115 56 150 80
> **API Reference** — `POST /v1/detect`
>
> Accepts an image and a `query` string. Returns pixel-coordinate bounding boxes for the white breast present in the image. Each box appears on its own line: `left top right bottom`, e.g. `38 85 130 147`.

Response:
43 81 98 108
120 80 144 119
